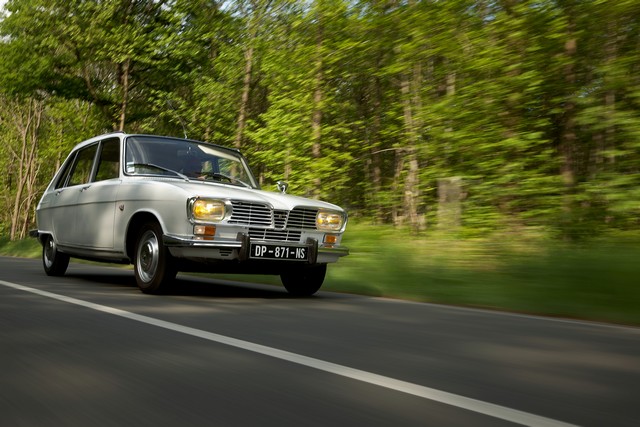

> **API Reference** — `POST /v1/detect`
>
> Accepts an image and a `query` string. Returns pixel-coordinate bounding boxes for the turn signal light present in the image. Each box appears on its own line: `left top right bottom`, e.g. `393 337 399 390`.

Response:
324 234 338 244
194 225 216 239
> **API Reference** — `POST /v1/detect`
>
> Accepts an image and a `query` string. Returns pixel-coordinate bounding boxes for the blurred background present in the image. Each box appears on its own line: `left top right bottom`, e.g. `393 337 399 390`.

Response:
1 0 638 324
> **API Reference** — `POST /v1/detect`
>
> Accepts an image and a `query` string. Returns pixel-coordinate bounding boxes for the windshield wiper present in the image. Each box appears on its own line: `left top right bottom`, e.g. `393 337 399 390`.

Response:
200 171 252 188
128 163 190 181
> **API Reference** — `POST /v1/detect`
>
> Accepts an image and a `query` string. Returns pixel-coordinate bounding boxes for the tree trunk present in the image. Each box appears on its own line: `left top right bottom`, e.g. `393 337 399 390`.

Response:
21 161 41 239
370 75 383 223
560 37 577 192
400 62 423 233
558 11 579 240
437 177 463 231
603 18 617 166
391 149 404 226
234 0 275 151
8 98 44 240
118 57 131 131
234 42 254 150
310 5 324 199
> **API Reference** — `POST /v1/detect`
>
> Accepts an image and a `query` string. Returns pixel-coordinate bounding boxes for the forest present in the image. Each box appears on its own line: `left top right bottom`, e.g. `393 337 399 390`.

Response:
1 0 639 241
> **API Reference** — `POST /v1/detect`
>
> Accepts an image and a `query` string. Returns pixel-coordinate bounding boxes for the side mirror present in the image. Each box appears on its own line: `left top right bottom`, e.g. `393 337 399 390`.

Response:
276 181 289 194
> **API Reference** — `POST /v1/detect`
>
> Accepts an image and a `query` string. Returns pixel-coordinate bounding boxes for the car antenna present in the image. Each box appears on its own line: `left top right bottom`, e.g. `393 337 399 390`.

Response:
166 99 188 139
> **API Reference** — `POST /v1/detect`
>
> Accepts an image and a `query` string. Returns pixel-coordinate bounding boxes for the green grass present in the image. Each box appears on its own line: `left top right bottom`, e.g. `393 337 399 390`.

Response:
0 236 42 259
2 226 639 325
323 224 640 326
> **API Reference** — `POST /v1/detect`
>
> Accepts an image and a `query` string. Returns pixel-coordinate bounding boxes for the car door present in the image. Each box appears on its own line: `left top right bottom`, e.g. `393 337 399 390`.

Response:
43 152 78 246
74 138 121 249
45 143 99 246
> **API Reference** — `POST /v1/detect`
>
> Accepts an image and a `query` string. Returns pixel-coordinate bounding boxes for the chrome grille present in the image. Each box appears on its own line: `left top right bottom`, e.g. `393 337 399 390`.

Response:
287 207 318 230
228 201 273 226
226 203 317 242
249 228 302 243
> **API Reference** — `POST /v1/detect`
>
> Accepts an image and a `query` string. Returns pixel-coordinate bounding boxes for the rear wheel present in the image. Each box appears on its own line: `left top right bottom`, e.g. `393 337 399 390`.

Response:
280 264 327 296
134 221 177 294
42 235 70 276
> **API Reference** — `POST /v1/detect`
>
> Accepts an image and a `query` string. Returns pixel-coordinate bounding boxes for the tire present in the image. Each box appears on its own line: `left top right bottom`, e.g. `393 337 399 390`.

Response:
42 235 70 276
280 264 327 296
134 221 177 294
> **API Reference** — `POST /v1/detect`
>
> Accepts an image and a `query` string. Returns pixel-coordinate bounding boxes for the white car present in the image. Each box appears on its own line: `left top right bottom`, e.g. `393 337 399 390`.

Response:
31 133 349 295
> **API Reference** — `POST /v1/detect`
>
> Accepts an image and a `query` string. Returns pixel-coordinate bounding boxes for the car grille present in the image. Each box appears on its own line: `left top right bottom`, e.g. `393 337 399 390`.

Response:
228 201 272 227
228 201 318 243
287 207 318 230
249 228 302 243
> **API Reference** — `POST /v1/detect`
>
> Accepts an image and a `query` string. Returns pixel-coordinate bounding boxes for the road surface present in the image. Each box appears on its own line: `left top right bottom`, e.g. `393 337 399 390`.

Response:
1 256 638 426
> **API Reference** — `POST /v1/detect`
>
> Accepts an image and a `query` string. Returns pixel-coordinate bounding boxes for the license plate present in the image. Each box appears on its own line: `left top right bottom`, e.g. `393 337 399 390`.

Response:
250 243 308 261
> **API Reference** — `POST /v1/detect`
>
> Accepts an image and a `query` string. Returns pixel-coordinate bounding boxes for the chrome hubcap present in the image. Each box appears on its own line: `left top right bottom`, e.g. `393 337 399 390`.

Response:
44 239 55 268
137 231 159 283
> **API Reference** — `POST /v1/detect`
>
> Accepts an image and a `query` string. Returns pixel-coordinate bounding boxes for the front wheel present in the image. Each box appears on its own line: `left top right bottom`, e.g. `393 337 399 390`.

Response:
134 222 177 294
280 264 327 296
42 235 70 276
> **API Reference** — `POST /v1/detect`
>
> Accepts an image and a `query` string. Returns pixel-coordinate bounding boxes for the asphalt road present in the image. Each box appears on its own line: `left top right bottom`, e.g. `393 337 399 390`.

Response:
1 256 638 427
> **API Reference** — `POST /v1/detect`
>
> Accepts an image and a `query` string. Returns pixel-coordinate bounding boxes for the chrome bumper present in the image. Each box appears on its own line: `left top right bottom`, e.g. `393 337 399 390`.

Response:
163 232 349 264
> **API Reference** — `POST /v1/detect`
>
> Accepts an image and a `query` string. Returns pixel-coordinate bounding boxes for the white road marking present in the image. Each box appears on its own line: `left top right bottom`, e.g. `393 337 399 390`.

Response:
1 280 576 427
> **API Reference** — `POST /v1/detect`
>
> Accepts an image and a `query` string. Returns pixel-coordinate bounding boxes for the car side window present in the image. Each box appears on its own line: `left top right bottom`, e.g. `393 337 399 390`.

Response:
95 138 120 182
68 144 99 187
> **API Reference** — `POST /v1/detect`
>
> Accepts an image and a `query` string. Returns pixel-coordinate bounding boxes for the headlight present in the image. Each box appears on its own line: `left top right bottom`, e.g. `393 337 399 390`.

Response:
191 199 226 222
316 210 345 231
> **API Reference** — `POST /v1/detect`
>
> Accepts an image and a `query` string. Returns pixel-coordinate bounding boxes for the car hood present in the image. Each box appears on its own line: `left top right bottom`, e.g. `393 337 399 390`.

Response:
163 180 345 212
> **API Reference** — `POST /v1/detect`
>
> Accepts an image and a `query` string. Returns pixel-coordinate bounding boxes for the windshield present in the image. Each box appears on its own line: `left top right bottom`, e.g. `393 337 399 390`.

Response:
124 136 258 189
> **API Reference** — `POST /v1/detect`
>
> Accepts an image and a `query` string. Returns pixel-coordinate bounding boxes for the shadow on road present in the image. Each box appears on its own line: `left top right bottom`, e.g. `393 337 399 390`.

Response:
63 269 315 300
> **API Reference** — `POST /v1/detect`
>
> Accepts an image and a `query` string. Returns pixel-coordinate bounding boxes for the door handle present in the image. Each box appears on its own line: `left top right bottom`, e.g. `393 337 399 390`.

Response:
80 185 91 192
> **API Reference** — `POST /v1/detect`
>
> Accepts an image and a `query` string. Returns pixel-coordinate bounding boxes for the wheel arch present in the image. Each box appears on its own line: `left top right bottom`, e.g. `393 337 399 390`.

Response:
125 211 163 261
36 231 52 247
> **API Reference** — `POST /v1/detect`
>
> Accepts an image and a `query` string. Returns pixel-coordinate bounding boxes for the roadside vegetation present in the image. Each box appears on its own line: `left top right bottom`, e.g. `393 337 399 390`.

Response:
4 224 639 326
326 225 640 326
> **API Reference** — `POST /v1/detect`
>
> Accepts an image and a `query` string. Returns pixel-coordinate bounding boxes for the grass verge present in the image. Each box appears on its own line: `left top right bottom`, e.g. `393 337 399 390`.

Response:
0 236 42 259
2 226 639 326
324 225 640 326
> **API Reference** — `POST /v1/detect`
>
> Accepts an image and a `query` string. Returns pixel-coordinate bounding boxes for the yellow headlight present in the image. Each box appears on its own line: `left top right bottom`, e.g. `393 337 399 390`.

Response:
316 210 344 231
192 199 226 222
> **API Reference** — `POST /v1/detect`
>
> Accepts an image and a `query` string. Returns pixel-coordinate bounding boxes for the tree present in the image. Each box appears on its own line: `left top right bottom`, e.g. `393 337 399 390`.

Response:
248 0 353 199
1 0 639 237
0 96 44 240
0 0 188 130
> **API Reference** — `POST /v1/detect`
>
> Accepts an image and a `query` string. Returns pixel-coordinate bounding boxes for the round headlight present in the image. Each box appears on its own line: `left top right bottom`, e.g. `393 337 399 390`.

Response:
192 199 226 222
316 210 344 231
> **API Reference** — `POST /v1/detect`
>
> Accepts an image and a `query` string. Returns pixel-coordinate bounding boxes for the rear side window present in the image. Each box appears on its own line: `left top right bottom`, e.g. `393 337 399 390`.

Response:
68 144 99 187
54 153 77 190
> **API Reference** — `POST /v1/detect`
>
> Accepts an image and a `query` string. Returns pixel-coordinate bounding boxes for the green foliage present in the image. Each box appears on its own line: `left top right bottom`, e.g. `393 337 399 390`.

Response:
0 0 639 238
0 0 195 127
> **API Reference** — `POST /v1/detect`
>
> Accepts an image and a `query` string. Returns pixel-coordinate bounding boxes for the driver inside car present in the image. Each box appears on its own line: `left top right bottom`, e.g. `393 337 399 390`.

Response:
181 155 204 178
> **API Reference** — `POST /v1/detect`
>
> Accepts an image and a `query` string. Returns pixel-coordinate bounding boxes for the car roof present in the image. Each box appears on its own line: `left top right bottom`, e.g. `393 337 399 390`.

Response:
71 132 240 155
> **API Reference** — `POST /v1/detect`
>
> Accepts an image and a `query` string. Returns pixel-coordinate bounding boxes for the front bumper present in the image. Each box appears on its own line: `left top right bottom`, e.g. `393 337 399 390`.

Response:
163 232 349 265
